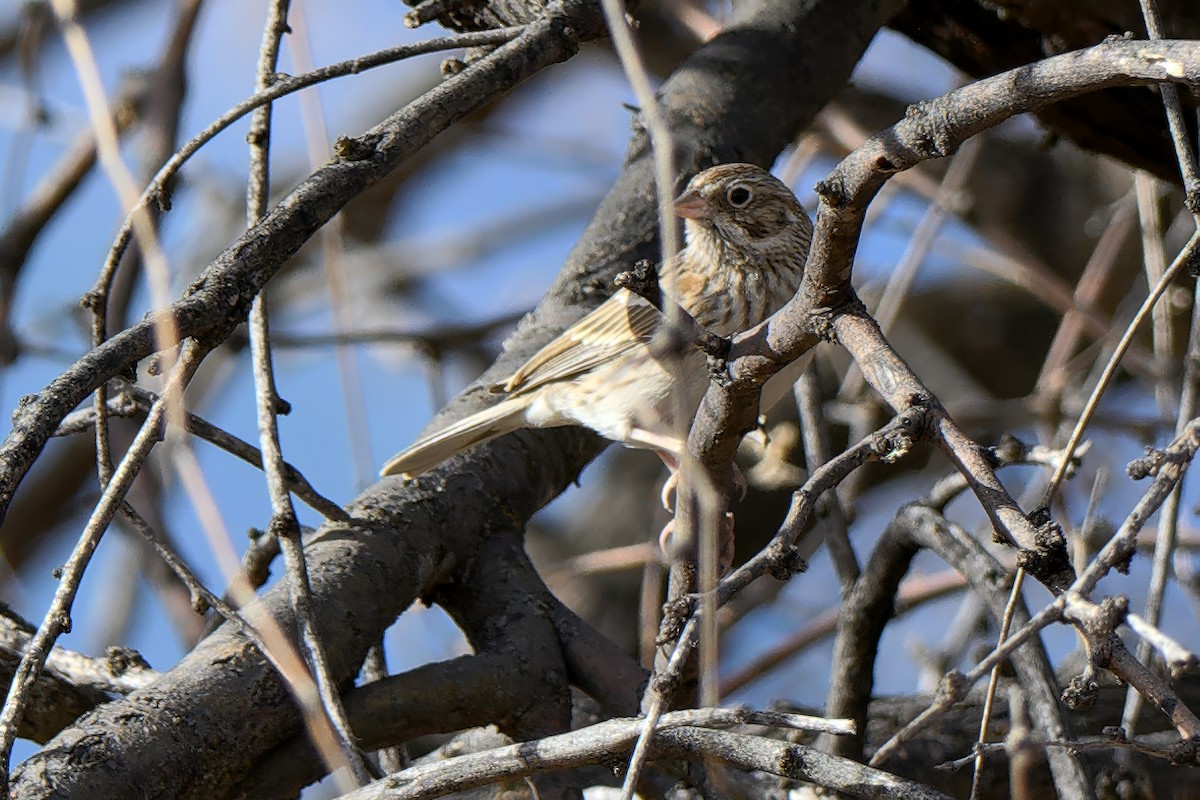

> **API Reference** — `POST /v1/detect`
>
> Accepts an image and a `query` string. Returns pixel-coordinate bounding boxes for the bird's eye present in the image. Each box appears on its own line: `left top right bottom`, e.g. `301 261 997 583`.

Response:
727 185 753 208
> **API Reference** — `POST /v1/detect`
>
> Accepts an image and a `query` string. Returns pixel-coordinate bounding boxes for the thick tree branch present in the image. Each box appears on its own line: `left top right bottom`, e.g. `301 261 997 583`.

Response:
890 0 1200 184
333 709 871 800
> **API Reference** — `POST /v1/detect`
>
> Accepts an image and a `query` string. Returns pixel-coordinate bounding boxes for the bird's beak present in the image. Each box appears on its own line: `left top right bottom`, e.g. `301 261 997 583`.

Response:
674 190 711 220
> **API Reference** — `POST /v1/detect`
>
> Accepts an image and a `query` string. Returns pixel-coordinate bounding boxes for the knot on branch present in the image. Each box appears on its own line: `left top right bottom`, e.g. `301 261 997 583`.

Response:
1086 595 1129 643
1186 235 1200 274
765 543 808 581
650 668 682 700
1127 444 1186 480
334 135 377 162
797 283 866 341
441 57 469 76
813 174 853 207
617 259 733 366
404 0 545 31
706 351 733 388
615 259 661 308
808 305 840 343
1108 533 1138 576
11 393 39 427
1015 516 1074 589
105 645 150 676
871 425 916 465
1061 671 1099 711
657 595 694 646
988 432 1028 466
934 669 969 706
267 511 301 542
904 101 956 159
191 592 210 615
1183 182 1200 219
1166 737 1200 767
871 405 930 462
80 290 103 313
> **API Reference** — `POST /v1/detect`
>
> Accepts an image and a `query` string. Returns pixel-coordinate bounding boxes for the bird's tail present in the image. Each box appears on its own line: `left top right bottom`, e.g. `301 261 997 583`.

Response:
380 396 530 478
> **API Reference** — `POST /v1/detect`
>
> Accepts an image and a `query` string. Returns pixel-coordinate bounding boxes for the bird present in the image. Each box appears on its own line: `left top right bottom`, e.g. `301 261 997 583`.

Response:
380 163 814 485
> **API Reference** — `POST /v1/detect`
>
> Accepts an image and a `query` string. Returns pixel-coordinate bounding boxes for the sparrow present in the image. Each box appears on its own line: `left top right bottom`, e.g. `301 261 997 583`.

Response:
381 163 813 489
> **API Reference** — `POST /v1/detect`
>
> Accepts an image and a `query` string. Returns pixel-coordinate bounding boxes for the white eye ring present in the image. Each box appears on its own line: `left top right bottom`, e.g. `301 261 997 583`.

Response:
727 185 753 208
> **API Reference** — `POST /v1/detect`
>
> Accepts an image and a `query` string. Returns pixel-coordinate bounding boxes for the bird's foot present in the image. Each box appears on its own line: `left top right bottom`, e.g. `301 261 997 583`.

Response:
661 463 745 512
658 511 736 574
661 471 678 511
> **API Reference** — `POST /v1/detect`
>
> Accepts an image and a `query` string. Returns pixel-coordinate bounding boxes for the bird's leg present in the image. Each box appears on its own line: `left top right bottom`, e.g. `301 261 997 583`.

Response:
658 512 737 574
629 427 741 573
625 428 685 511
663 458 748 509
627 428 747 510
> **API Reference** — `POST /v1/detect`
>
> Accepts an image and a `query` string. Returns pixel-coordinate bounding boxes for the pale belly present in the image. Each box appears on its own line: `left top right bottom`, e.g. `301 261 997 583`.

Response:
521 347 710 450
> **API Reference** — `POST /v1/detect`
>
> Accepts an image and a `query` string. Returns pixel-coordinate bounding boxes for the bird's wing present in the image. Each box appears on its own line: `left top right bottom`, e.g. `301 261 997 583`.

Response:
501 289 660 395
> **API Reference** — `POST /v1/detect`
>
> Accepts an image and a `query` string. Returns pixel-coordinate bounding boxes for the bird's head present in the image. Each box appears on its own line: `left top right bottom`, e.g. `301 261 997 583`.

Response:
673 163 811 257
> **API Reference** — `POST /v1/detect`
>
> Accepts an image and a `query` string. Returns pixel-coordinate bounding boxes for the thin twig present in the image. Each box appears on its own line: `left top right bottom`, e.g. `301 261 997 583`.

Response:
877 418 1200 763
108 382 348 522
290 6 374 492
336 707 860 800
970 568 1026 800
614 411 927 797
0 340 204 785
361 642 408 773
943 732 1200 769
1126 612 1200 675
1006 686 1036 800
0 3 198 783
0 607 158 696
595 1 729 795
1124 275 1200 735
1041 231 1200 506
92 26 526 327
1135 172 1175 411
1137 0 1200 215
1031 197 1142 397
720 569 966 696
245 0 370 787
1119 0 1200 740
840 132 983 400
795 362 859 593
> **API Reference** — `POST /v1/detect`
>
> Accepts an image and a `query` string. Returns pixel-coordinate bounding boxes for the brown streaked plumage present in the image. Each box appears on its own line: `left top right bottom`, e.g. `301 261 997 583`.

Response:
380 163 813 480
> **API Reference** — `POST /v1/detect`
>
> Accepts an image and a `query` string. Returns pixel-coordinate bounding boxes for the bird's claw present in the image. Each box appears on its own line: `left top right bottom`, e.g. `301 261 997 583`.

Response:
658 512 737 573
661 464 746 512
661 472 678 512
